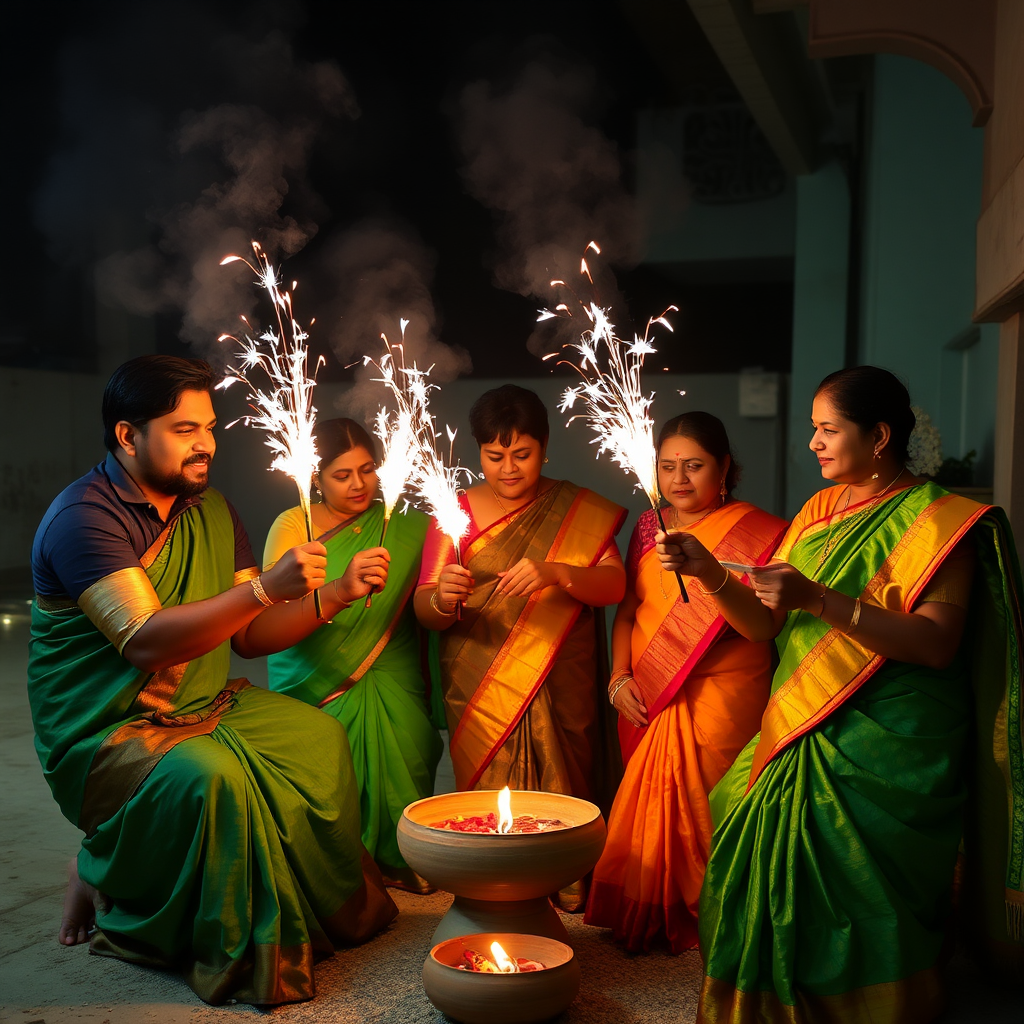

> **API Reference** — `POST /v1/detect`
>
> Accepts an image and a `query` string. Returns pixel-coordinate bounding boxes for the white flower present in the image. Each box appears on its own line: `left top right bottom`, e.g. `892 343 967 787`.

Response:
906 406 942 477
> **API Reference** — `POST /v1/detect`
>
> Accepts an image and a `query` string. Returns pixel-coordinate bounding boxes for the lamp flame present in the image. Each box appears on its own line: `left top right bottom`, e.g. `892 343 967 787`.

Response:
497 786 513 834
490 941 519 973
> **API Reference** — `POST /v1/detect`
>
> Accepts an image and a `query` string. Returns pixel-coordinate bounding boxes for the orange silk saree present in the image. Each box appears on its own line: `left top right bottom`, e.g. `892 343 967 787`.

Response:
585 501 787 952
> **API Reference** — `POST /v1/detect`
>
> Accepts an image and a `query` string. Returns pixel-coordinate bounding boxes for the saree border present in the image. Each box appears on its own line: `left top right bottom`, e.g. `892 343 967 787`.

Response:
317 578 417 706
696 967 943 1024
747 493 989 789
449 488 625 789
637 507 787 722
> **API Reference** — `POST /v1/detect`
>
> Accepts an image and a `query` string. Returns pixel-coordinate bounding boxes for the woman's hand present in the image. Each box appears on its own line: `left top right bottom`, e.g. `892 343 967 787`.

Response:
747 562 820 613
335 546 391 605
495 558 560 598
611 676 648 729
435 563 474 612
655 531 720 582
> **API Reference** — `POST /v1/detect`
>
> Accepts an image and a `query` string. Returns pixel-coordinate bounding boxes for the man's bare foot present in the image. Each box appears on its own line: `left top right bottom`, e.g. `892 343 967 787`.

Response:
59 857 106 946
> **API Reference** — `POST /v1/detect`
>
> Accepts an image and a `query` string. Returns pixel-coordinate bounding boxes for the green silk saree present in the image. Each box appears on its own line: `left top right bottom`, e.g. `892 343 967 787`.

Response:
267 502 441 885
697 482 1023 1023
28 489 396 1005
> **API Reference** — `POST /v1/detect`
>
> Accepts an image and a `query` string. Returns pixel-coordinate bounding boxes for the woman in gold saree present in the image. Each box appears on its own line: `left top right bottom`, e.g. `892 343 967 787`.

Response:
264 419 442 892
414 385 626 834
657 367 1023 1022
585 412 787 953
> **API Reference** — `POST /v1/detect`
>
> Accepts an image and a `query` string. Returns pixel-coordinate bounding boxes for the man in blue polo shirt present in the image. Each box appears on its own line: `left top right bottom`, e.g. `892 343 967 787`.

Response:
29 354 396 1005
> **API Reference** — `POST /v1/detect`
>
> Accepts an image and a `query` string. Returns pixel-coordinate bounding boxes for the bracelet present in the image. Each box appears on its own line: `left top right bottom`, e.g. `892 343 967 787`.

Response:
251 575 274 608
698 564 731 596
845 598 862 635
608 675 632 706
814 588 827 618
430 590 457 616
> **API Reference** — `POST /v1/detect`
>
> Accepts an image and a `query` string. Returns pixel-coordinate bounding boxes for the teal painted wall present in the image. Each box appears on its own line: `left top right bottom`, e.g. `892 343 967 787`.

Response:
860 55 997 483
786 161 850 515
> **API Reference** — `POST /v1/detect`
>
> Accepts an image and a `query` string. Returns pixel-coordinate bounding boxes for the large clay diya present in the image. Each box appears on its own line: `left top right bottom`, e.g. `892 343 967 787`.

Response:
398 787 606 944
423 932 579 1024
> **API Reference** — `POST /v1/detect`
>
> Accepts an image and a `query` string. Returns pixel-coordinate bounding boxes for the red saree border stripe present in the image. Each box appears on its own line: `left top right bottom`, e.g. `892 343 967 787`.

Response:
641 509 787 722
450 489 625 787
748 494 989 788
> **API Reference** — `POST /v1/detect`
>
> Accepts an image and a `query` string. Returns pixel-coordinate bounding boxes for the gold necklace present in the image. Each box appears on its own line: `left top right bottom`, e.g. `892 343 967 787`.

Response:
490 486 531 523
816 467 906 569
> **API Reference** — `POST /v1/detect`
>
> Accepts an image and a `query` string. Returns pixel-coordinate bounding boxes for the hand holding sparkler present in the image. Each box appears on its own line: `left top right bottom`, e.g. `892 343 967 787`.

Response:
543 241 688 602
217 241 326 618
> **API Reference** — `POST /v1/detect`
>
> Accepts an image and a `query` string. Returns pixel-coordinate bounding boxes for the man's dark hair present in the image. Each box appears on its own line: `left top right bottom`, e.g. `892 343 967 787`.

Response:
102 355 215 453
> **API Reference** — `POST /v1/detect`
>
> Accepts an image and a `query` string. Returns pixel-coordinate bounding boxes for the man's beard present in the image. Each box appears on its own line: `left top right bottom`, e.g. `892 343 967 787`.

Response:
150 455 210 498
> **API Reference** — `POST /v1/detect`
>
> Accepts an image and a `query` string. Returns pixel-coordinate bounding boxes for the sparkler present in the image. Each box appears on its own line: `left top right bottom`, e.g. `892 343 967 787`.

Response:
543 241 688 601
363 325 472 615
217 241 325 618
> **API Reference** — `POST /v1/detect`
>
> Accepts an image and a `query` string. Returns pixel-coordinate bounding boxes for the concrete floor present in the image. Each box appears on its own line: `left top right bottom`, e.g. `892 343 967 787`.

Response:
0 589 1018 1022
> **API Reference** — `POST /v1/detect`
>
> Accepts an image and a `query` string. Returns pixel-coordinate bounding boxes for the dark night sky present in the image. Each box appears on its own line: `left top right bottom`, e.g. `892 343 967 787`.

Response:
4 0 792 379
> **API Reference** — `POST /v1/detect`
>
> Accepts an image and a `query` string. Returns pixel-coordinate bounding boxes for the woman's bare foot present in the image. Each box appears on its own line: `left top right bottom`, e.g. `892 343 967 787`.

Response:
59 857 106 946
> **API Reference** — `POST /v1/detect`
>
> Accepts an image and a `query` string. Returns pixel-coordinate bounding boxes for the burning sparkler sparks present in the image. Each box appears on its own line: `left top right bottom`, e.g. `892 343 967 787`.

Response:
542 241 688 601
217 240 326 616
363 325 472 612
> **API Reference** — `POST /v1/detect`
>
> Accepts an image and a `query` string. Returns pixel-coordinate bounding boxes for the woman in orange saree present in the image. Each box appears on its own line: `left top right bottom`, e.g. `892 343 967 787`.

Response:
415 386 627 852
585 412 787 952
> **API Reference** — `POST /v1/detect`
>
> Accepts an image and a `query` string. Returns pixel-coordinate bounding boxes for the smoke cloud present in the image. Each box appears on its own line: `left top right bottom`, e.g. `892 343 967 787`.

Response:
313 219 472 417
455 55 640 354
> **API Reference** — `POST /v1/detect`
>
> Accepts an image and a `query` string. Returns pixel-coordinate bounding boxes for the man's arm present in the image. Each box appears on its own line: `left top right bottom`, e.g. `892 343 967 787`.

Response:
122 544 327 672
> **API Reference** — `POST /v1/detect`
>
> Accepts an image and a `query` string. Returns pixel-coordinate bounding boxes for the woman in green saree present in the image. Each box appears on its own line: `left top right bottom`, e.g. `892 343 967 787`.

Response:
657 367 1023 1023
264 418 442 892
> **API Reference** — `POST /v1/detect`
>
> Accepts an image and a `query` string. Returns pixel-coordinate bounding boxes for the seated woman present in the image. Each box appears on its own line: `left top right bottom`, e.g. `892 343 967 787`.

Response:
414 385 627 896
657 367 1023 1022
264 418 442 892
585 412 787 953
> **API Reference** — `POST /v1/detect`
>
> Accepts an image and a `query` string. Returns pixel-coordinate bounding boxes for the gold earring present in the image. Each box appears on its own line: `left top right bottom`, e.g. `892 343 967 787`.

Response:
871 449 881 480
543 457 549 464
719 479 727 505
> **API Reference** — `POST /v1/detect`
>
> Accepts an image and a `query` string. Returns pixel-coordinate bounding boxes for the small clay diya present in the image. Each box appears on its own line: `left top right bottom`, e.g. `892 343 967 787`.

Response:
423 932 579 1024
397 789 606 945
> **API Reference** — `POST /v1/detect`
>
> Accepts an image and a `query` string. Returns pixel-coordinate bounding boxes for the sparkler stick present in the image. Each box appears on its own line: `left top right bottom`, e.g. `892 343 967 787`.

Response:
217 241 325 619
543 241 688 602
362 320 420 607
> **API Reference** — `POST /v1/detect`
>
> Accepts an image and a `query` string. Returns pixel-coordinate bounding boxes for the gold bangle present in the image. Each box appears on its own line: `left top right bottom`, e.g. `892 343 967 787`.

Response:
608 675 632 706
814 588 827 618
430 590 456 616
846 598 862 635
698 564 730 596
251 575 274 607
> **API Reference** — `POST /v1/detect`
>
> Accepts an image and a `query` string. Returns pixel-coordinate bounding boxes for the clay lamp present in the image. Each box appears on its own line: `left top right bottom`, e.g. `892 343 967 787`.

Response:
397 786 606 945
423 932 579 1024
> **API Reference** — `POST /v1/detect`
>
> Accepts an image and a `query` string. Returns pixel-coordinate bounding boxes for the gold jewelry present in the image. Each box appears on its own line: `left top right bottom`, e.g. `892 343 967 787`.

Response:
845 598 862 634
430 590 456 616
608 675 632 705
251 575 274 607
698 564 730 596
817 467 906 568
813 588 827 618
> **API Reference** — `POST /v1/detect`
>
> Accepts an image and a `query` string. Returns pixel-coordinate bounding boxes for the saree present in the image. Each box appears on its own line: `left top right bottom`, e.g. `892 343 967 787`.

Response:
266 502 442 886
423 480 625 800
28 489 396 1005
696 482 1024 1024
585 502 787 953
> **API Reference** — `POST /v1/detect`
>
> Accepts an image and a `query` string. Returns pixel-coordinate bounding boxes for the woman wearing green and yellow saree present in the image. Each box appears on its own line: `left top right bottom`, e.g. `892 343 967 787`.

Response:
264 419 442 893
656 367 1023 1023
